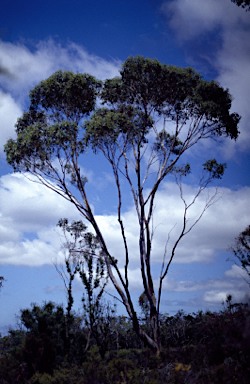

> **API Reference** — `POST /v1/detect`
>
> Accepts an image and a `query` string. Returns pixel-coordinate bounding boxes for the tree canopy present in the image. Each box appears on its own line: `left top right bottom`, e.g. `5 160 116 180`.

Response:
5 56 240 353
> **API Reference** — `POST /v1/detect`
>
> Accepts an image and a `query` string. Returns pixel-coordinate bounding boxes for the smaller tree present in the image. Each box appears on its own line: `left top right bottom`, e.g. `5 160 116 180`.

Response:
20 302 71 374
56 218 115 357
230 225 250 285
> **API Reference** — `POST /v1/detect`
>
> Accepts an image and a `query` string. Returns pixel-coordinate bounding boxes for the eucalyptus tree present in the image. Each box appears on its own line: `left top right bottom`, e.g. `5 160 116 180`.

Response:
5 56 240 353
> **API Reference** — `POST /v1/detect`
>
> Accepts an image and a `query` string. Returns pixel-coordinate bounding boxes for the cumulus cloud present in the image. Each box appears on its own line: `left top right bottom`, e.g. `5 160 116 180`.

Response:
161 265 250 309
0 173 82 266
216 26 250 156
0 90 23 154
225 264 249 282
84 181 250 269
1 171 249 269
163 272 247 293
0 39 121 97
161 0 250 156
163 0 248 41
0 173 80 231
203 285 250 306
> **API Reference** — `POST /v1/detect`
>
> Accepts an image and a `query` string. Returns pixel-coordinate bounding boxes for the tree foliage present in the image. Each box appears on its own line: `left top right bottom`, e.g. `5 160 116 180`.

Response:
230 225 250 285
5 56 240 353
56 218 113 357
56 218 108 316
231 0 250 10
20 302 72 375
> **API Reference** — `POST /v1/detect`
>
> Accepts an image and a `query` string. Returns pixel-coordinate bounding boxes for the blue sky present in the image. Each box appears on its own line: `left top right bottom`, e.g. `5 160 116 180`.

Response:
1 0 250 334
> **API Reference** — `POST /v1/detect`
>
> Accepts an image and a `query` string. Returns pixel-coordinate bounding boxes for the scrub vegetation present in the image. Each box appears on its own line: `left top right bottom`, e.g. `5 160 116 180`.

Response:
0 299 249 383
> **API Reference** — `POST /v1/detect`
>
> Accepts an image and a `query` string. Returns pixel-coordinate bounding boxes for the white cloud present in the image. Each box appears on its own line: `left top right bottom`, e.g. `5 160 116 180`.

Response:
0 39 121 97
0 173 82 266
86 181 250 268
225 264 249 281
163 0 247 41
163 274 243 293
0 173 79 232
203 287 250 306
203 290 229 304
0 90 23 154
0 239 56 266
148 183 250 264
216 27 250 156
161 0 250 156
161 267 250 309
1 168 249 273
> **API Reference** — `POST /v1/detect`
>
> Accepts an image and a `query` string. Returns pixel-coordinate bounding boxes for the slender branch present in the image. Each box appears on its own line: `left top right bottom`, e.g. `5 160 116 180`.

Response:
157 172 222 313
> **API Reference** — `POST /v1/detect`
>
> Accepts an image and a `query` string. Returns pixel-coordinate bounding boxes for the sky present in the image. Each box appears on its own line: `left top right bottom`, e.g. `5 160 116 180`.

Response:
0 0 250 335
